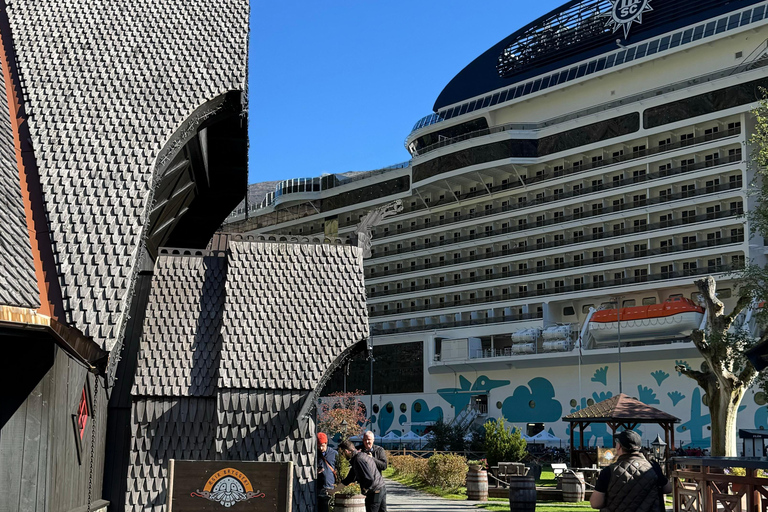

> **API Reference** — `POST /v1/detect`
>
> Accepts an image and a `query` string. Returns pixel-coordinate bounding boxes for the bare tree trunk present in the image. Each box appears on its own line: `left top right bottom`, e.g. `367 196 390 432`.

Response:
707 379 744 457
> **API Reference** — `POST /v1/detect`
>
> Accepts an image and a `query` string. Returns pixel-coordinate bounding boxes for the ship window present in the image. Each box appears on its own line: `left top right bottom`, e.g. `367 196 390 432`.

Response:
622 300 636 308
563 306 575 316
582 304 594 314
642 297 656 306
717 288 732 299
668 293 683 300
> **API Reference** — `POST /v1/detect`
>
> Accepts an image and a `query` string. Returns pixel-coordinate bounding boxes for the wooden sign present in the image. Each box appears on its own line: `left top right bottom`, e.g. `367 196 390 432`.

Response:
167 460 293 511
597 447 617 467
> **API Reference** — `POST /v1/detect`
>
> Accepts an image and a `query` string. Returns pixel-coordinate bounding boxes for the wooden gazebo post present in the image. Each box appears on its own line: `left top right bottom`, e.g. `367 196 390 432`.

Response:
562 394 680 469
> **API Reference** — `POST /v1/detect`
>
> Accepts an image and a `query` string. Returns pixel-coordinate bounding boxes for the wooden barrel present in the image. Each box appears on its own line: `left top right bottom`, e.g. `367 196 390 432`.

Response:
562 471 586 502
508 475 536 512
466 469 488 501
334 494 366 512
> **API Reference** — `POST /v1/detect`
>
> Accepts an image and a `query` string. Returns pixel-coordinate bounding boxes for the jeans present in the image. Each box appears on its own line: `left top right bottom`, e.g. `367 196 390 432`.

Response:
317 491 331 512
365 486 387 512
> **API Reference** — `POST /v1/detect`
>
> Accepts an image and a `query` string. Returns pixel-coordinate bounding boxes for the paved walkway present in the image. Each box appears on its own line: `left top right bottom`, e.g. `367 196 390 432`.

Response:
383 478 485 511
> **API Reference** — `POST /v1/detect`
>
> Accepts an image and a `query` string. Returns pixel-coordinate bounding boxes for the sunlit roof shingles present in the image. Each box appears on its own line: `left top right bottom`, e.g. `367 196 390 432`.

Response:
5 0 247 355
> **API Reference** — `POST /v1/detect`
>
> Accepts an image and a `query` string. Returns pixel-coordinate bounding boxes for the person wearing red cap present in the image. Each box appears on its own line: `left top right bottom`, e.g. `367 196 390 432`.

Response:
317 432 338 512
590 430 672 512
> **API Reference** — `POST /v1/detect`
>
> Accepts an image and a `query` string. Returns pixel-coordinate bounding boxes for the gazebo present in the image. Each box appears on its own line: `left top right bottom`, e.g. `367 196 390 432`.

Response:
562 393 680 467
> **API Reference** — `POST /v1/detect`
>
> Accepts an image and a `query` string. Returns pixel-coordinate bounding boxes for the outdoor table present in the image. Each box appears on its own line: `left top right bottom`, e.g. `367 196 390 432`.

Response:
576 467 601 487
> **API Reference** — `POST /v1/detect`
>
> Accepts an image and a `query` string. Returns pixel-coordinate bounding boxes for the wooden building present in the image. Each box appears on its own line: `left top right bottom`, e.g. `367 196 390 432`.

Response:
0 1 249 511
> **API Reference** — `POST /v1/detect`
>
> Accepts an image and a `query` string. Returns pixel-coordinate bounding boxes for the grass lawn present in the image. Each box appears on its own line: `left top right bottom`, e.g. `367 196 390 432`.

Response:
384 464 597 511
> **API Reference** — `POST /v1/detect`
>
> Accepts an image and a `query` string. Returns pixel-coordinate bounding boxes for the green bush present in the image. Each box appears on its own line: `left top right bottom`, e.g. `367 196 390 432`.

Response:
390 455 428 480
483 417 527 467
424 453 468 491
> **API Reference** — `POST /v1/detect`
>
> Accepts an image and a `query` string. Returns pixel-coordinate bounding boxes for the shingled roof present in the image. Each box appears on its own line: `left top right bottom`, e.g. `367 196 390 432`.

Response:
129 237 368 511
563 393 680 423
0 54 38 309
4 0 248 358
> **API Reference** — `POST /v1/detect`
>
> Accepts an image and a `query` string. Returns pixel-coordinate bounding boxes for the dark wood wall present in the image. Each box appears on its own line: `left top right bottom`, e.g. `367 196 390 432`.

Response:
0 341 107 512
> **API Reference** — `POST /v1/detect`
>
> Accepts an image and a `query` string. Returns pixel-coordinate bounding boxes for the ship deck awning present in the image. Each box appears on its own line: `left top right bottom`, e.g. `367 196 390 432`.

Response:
0 305 108 374
562 393 680 467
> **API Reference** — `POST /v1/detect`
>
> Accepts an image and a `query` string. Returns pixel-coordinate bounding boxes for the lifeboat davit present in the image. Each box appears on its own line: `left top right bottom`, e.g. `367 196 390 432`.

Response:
587 297 705 345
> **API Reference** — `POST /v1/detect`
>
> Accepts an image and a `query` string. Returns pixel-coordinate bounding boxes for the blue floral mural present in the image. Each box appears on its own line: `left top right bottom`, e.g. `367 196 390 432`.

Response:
502 377 562 422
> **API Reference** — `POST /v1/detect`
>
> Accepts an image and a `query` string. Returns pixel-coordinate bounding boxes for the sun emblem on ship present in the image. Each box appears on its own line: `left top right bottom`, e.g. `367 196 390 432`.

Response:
604 0 653 38
190 468 266 508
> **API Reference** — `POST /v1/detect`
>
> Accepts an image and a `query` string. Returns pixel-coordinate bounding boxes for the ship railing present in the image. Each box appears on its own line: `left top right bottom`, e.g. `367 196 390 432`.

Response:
368 205 742 283
369 263 741 319
396 137 741 219
369 312 543 336
374 155 743 250
369 234 743 299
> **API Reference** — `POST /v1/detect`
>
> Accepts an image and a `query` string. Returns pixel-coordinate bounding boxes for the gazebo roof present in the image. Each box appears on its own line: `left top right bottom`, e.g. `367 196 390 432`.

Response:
562 393 680 423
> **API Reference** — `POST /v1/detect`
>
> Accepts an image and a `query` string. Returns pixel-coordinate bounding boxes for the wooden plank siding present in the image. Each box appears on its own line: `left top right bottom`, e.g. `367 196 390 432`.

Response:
0 343 107 512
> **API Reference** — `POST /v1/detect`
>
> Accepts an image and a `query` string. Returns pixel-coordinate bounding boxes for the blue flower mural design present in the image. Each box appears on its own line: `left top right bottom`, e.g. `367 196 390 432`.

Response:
651 370 669 386
502 377 562 422
410 399 442 435
437 375 510 411
637 385 660 405
668 391 685 406
592 366 608 385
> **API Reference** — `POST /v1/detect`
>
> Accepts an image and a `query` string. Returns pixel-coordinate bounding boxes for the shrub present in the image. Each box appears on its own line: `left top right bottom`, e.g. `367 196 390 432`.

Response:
483 417 528 467
390 455 428 480
424 453 468 491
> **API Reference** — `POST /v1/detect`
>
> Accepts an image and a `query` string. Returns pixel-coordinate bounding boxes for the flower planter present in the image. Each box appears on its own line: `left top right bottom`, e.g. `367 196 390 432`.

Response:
467 468 488 501
334 493 366 512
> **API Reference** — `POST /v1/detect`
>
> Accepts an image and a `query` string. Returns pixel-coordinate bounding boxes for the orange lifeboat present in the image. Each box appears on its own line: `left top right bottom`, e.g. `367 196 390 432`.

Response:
587 297 705 344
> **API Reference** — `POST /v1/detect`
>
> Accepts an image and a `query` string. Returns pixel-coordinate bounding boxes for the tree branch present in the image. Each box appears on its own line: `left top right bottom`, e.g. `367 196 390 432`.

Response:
675 364 713 390
722 294 754 329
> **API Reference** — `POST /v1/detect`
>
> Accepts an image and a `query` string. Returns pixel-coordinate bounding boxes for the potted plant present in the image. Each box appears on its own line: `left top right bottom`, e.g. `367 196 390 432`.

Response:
333 483 365 511
467 459 488 472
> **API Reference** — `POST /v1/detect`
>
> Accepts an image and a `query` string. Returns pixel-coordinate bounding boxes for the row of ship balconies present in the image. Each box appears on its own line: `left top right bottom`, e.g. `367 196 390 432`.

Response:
333 121 743 231
277 119 741 238
368 232 745 300
370 150 742 242
368 251 744 318
366 192 744 279
368 263 740 336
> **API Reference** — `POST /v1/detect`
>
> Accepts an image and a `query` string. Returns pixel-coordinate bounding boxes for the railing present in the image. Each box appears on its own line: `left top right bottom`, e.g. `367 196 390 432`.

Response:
369 234 743 299
368 204 743 279
370 264 741 319
369 311 543 336
377 151 742 240
670 457 768 512
388 133 742 224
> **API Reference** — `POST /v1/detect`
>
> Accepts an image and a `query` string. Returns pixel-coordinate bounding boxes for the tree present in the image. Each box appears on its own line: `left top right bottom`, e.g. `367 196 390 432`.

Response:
483 418 527 467
317 391 367 441
675 91 768 456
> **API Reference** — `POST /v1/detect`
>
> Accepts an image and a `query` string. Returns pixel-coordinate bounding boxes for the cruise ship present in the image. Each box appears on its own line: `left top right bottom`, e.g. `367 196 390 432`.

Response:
225 0 768 449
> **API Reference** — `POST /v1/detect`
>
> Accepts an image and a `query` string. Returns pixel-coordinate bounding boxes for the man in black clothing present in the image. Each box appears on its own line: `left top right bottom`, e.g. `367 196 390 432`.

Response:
590 430 672 512
360 431 388 512
339 439 386 512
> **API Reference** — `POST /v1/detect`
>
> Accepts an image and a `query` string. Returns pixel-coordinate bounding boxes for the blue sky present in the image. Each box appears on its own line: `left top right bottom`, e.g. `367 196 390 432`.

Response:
248 0 565 184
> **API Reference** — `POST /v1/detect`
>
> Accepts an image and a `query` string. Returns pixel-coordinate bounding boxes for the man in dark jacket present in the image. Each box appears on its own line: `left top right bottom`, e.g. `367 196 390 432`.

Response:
316 432 338 512
360 430 388 512
339 439 386 512
590 430 672 512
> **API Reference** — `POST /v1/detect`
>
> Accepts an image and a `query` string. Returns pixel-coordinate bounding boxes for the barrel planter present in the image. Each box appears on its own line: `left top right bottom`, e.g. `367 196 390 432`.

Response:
508 475 536 512
334 493 366 512
562 471 586 502
466 468 488 501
